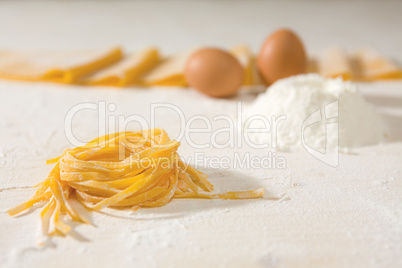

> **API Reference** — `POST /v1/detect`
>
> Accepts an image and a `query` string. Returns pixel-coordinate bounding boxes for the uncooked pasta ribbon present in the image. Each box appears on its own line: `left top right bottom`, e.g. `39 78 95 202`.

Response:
8 129 264 237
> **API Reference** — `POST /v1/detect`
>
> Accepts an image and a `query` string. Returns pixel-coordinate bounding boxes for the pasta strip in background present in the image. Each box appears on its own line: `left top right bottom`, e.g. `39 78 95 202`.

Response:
0 47 122 83
352 48 402 80
230 45 263 86
318 47 352 80
141 50 196 86
85 47 159 87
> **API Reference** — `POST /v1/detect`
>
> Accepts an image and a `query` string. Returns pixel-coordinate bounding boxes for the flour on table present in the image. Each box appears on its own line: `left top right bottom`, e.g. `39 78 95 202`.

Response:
243 74 388 152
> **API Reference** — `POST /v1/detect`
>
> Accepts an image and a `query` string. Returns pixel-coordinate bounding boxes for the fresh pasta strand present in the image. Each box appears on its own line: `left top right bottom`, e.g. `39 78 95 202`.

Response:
8 129 264 237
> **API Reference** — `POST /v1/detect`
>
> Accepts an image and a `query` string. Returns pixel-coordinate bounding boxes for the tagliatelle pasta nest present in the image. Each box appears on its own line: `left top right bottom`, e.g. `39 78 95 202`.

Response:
8 129 264 237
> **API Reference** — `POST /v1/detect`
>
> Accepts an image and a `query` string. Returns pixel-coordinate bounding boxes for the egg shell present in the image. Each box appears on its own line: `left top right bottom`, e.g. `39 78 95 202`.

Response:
257 29 307 85
185 48 244 98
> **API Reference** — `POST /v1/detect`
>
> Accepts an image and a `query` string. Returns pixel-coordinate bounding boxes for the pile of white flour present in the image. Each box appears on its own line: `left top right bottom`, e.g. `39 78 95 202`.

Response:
244 74 388 152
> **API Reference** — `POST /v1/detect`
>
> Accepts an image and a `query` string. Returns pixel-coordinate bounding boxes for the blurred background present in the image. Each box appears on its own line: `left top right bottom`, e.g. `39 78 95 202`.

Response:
0 0 401 60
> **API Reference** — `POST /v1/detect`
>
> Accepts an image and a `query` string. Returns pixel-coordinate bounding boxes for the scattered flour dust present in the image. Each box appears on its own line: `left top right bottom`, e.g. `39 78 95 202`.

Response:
244 74 388 152
125 220 188 250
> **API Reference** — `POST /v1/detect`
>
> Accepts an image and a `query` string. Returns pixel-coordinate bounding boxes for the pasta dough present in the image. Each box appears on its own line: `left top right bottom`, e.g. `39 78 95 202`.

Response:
0 47 122 83
352 48 402 80
230 45 263 85
8 129 264 238
85 47 159 87
141 50 196 86
317 47 352 80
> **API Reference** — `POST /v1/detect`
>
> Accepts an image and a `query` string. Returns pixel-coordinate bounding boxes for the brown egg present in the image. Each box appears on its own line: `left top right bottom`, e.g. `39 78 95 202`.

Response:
257 29 307 85
185 48 244 98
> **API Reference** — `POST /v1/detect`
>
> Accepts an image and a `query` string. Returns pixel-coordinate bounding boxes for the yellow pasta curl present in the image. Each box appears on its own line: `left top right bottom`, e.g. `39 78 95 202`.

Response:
8 129 264 237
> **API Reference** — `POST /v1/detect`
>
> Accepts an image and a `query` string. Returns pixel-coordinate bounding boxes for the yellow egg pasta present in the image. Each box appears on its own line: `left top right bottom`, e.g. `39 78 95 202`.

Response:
230 45 263 86
0 47 122 84
352 48 402 80
85 47 159 87
317 47 352 80
8 129 264 237
141 50 196 87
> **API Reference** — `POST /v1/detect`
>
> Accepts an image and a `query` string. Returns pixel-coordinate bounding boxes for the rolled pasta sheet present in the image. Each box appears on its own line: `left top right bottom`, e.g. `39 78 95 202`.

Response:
307 57 318 74
352 48 402 80
230 45 263 86
141 49 197 87
318 47 352 80
0 47 122 84
84 47 159 87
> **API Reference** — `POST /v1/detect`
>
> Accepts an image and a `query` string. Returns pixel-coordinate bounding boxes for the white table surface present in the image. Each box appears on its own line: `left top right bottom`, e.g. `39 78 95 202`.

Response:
1 1 402 267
